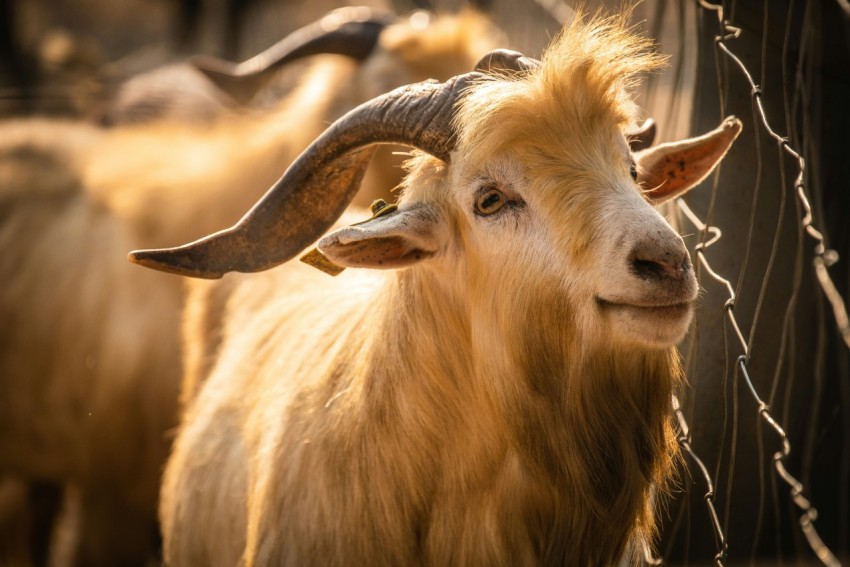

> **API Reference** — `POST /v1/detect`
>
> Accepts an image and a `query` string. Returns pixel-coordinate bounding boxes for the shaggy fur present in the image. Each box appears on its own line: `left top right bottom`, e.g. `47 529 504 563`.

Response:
172 265 680 565
158 12 720 567
0 12 497 566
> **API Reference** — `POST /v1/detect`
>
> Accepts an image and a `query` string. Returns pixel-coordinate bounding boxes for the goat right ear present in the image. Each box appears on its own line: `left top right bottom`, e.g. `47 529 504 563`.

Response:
303 203 443 275
636 116 742 204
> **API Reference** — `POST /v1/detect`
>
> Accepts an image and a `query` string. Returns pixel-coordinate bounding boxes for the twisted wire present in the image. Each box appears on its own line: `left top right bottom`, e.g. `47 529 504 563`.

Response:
510 1 847 563
672 393 728 566
674 5 844 565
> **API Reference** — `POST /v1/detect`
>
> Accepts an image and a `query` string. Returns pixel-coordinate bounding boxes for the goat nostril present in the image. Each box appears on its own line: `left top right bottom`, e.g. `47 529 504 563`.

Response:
631 256 686 280
628 240 691 281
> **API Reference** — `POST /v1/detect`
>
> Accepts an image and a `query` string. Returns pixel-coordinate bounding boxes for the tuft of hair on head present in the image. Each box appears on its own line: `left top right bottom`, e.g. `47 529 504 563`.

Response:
543 6 666 115
456 6 667 166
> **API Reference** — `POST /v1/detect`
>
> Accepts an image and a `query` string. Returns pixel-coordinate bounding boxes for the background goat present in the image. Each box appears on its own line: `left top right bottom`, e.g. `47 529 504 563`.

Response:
0 9 497 565
98 7 396 126
133 12 741 565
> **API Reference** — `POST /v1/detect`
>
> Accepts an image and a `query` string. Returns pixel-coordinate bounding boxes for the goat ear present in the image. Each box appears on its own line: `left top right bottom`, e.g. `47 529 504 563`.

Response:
636 116 742 204
625 118 656 152
302 203 443 274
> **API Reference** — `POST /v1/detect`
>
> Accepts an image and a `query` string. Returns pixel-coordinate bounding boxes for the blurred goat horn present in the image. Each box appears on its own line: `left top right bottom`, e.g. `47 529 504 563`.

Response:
474 48 541 73
129 71 487 279
191 6 396 104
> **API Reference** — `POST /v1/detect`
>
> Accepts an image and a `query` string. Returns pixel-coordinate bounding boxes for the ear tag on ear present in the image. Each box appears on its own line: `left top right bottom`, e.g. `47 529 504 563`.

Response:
300 248 346 276
299 199 399 276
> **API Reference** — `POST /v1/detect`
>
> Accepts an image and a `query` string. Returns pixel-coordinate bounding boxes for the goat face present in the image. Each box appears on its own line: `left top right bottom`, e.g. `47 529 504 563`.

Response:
398 114 738 349
447 145 698 349
421 49 740 349
307 111 739 354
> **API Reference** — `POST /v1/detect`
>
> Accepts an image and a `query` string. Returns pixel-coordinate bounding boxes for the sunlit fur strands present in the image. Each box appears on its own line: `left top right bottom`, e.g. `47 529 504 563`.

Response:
448 18 678 557
171 180 681 564
457 10 665 162
149 11 740 567
0 12 498 566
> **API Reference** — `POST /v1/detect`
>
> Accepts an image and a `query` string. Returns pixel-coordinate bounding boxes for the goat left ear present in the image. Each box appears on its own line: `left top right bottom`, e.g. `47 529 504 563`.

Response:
625 118 656 152
302 203 443 275
636 116 742 204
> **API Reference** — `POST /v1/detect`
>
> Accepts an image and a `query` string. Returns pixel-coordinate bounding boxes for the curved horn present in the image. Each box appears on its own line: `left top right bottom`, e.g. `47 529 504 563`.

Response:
129 71 488 279
474 48 541 74
191 6 396 104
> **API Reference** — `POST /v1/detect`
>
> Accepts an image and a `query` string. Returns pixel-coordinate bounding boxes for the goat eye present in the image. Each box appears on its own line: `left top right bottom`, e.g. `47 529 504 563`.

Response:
475 189 506 216
630 163 638 181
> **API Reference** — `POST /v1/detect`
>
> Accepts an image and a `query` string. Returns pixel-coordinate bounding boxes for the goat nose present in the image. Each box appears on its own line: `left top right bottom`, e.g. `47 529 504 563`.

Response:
629 242 691 281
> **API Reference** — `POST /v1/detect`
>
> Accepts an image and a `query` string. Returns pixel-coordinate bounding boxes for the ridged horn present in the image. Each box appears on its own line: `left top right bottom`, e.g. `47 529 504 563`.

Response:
191 6 396 105
474 48 541 74
129 71 487 279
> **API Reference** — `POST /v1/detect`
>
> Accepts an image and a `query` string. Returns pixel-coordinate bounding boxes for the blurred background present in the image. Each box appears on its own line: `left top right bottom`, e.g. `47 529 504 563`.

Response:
0 0 848 565
0 0 695 125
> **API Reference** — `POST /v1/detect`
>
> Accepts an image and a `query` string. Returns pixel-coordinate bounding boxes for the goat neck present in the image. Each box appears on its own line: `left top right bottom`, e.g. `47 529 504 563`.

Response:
348 263 681 565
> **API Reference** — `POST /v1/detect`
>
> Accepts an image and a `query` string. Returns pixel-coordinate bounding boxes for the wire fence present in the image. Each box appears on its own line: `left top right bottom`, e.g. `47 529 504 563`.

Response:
526 0 850 564
664 1 848 565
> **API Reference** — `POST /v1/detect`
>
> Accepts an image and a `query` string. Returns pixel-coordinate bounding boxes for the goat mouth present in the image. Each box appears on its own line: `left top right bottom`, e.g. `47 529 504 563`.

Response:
596 298 693 317
596 297 694 346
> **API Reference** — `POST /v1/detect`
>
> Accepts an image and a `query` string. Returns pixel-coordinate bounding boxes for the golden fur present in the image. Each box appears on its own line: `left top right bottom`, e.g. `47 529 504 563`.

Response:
0 12 497 565
163 11 685 566
457 10 664 163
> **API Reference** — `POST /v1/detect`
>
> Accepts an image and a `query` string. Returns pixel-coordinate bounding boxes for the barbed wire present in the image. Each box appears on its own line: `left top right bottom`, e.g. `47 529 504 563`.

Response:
669 1 846 565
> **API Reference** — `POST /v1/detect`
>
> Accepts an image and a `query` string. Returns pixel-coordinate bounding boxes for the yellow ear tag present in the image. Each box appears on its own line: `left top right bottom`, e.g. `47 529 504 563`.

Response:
299 200 399 276
300 248 346 276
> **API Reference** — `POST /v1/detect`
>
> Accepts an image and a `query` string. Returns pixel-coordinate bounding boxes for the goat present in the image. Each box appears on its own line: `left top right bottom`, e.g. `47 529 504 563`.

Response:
132 11 742 566
99 6 397 126
0 9 499 566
